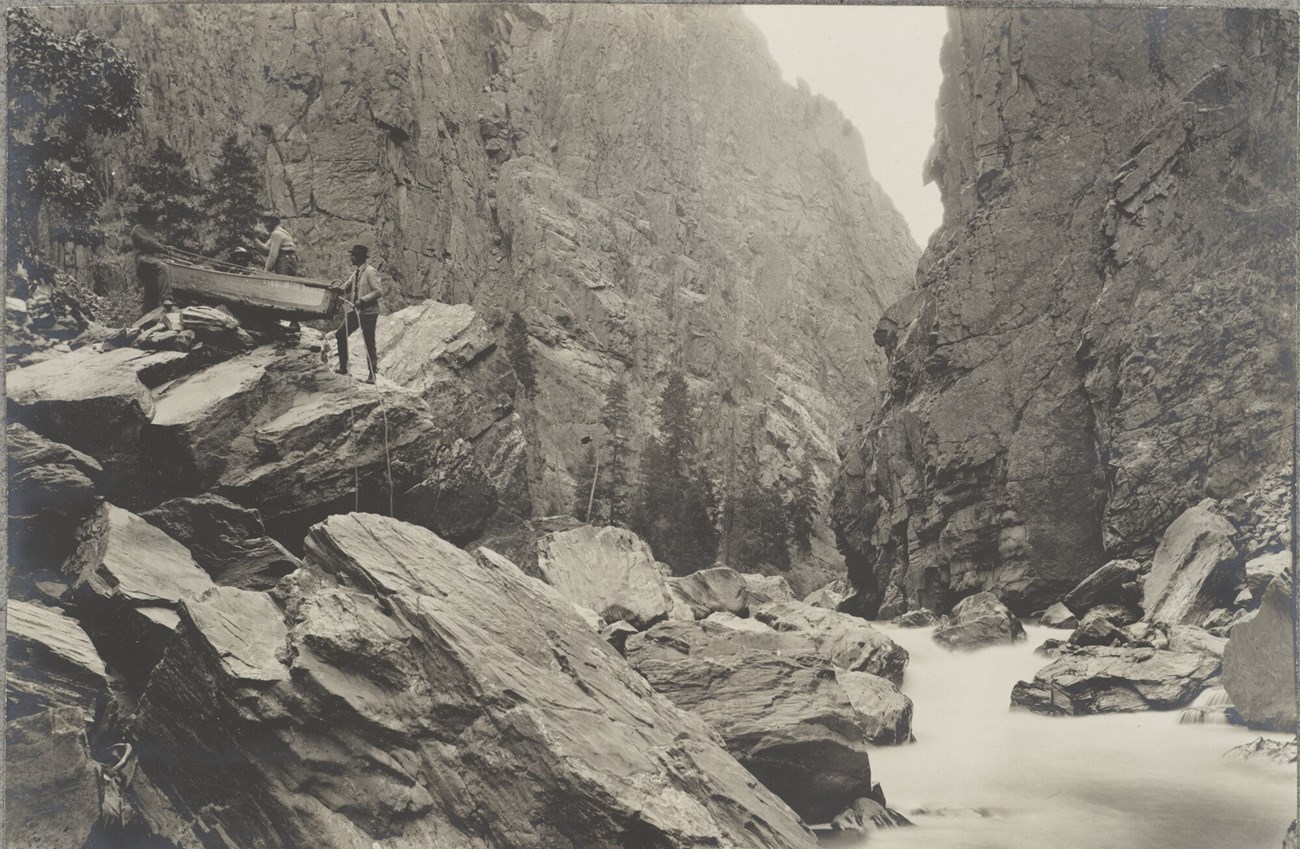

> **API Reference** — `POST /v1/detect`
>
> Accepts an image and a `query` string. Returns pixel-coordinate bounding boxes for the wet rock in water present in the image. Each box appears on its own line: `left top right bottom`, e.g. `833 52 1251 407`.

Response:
6 600 108 721
1223 737 1297 765
1035 638 1066 657
932 592 1026 651
141 494 300 590
804 579 848 610
830 797 914 831
1222 570 1297 731
130 514 816 848
6 346 193 502
1011 646 1221 715
1143 500 1244 627
5 706 103 849
67 503 215 684
1063 559 1144 617
756 601 908 686
743 573 797 605
1039 602 1078 629
668 566 749 619
838 671 915 745
625 618 883 822
896 608 940 628
536 524 672 629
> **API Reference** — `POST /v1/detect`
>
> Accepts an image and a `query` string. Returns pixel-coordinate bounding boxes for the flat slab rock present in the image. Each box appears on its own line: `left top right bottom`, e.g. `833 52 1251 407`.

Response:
129 513 817 849
1011 645 1221 715
142 494 300 590
626 618 908 822
755 600 908 686
7 600 108 720
536 524 672 628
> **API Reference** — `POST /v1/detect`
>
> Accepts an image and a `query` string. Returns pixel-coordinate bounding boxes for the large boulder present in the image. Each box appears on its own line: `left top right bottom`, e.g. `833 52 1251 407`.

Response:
1143 500 1244 626
1011 646 1221 715
5 706 103 849
667 566 749 619
6 346 193 501
1063 559 1143 617
1039 602 1078 629
932 593 1026 651
536 524 672 629
743 573 796 605
626 618 896 822
896 608 940 628
838 671 915 746
1222 571 1297 731
6 600 108 721
128 514 816 848
68 503 216 683
1244 552 1290 604
755 601 908 686
7 423 104 593
142 494 300 590
804 579 848 610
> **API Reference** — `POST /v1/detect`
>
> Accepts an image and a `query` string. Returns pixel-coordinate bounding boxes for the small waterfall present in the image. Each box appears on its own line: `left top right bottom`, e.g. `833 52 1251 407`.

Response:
1180 686 1234 724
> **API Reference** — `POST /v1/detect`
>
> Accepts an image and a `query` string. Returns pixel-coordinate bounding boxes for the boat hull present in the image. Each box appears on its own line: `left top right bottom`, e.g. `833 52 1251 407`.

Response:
164 261 339 320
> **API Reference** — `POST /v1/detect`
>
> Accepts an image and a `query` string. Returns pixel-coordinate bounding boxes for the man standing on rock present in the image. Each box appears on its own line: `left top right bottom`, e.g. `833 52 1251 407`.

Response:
333 244 384 384
129 223 175 313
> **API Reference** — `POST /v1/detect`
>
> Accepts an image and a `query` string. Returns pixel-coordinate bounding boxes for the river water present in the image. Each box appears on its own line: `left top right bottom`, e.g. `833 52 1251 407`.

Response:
822 623 1297 849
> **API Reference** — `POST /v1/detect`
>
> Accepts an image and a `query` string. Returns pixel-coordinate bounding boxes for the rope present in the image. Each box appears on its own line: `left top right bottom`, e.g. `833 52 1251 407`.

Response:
340 294 394 517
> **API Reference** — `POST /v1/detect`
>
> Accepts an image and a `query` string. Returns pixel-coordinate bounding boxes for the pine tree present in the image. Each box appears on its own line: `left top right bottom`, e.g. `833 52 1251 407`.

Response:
726 450 791 571
597 378 631 524
788 460 818 555
506 312 537 396
206 134 262 256
7 9 140 286
124 139 204 249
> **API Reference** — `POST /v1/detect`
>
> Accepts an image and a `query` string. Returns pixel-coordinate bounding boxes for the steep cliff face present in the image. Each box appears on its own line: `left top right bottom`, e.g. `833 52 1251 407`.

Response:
832 9 1295 616
55 4 918 583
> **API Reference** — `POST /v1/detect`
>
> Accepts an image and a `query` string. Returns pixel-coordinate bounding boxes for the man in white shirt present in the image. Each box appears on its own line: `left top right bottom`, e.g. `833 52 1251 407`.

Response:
333 244 385 383
251 211 299 276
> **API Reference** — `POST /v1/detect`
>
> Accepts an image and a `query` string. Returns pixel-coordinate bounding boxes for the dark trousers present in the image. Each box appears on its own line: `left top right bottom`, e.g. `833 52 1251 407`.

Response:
337 311 379 375
136 255 173 312
272 249 299 277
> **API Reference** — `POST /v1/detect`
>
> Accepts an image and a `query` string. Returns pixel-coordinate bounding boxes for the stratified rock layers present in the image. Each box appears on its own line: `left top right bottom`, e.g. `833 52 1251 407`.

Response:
54 5 918 579
832 9 1296 616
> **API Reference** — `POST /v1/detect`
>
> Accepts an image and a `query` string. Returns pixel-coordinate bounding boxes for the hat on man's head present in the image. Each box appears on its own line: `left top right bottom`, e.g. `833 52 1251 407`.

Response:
259 210 280 222
350 244 369 259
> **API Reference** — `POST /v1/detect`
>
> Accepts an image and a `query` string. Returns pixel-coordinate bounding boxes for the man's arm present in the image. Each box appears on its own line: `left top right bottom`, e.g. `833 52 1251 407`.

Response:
359 267 385 306
264 230 286 272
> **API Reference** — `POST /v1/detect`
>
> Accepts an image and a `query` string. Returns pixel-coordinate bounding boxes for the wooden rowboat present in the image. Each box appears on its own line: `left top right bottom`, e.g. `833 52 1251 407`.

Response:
163 258 340 320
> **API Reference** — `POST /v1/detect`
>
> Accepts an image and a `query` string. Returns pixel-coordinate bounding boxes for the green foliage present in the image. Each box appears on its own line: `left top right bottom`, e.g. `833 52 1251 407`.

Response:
206 134 262 256
788 460 818 555
6 8 141 284
506 312 537 396
631 372 718 575
123 139 204 249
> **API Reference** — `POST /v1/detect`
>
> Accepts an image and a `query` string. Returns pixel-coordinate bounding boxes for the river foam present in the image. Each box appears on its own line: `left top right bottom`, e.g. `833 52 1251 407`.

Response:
823 623 1297 849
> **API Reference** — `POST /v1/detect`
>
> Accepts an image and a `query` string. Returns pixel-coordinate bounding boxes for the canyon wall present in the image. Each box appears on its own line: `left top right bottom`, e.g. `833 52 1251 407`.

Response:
51 4 919 586
832 8 1296 615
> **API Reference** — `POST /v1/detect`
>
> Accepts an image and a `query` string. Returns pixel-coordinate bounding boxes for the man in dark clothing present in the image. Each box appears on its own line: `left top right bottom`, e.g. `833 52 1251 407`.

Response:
130 224 174 312
333 244 385 383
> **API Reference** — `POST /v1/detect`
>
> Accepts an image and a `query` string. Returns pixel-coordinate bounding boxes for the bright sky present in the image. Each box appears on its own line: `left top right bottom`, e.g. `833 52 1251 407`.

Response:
744 5 948 246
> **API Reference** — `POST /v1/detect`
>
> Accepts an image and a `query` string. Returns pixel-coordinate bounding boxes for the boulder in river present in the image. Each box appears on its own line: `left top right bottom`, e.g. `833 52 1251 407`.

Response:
830 797 914 832
129 514 817 848
1063 559 1144 616
626 618 899 822
1011 645 1221 715
838 670 915 745
667 565 749 619
536 524 672 629
932 592 1026 651
804 579 848 610
743 573 796 605
896 608 940 627
756 600 908 685
1222 570 1297 731
1143 500 1244 626
1069 607 1139 647
1039 602 1078 629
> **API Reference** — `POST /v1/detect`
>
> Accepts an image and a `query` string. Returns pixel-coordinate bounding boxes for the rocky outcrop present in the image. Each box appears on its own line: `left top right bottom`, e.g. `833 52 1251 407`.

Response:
1143 500 1244 626
743 573 796 606
141 494 299 590
7 600 108 721
1011 646 1220 715
127 514 818 848
1222 570 1297 731
1039 603 1077 630
896 609 939 628
5 707 104 849
932 592 1025 651
832 9 1296 616
755 601 908 686
535 524 672 629
626 619 901 822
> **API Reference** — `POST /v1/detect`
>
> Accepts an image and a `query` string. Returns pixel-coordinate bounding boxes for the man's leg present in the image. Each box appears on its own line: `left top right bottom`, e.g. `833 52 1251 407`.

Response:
361 313 379 381
335 311 359 373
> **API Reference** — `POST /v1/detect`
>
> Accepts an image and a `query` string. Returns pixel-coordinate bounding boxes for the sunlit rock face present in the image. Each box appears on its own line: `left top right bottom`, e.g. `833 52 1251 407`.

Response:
832 8 1296 616
53 4 918 587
